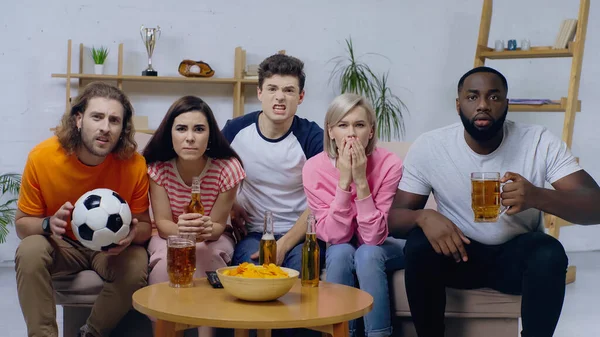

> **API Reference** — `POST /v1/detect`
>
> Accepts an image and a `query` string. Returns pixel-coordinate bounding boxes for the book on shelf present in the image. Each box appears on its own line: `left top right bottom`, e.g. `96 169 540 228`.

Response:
553 19 577 49
509 99 560 105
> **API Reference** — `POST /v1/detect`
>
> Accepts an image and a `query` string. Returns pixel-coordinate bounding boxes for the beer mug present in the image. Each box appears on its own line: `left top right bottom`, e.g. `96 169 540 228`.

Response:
471 172 508 222
167 233 197 288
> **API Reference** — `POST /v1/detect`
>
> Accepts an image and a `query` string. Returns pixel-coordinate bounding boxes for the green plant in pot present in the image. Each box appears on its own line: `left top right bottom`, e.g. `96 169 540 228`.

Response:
329 37 408 141
0 173 21 243
91 46 109 75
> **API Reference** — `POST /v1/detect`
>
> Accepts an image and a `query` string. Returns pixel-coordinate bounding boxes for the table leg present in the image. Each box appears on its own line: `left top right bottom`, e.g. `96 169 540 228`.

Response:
235 329 250 337
155 319 184 337
257 329 272 337
331 322 349 337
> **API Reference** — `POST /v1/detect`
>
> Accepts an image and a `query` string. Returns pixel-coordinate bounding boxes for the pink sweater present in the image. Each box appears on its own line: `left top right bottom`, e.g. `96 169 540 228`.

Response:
302 147 403 246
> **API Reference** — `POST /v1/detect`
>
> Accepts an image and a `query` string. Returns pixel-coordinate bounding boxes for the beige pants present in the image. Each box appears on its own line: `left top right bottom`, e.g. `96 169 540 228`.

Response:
15 235 149 337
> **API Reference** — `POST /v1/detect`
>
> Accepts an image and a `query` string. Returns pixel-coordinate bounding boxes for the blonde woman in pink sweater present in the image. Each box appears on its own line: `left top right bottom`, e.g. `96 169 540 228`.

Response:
302 93 405 337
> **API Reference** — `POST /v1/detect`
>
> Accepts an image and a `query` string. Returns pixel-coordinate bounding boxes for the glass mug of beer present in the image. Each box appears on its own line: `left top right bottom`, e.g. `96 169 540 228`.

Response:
471 172 508 222
167 233 196 288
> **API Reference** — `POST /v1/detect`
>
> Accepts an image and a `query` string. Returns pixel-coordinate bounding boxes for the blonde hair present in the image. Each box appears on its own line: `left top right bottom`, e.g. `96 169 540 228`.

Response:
324 93 377 158
55 81 137 160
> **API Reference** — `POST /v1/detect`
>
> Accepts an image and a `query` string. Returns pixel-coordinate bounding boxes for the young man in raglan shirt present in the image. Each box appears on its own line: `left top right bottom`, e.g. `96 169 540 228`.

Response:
222 53 326 273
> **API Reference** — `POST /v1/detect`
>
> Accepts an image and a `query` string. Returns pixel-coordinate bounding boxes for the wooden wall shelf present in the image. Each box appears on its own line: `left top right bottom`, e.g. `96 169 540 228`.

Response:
509 97 581 112
52 39 262 130
51 73 258 85
478 43 575 59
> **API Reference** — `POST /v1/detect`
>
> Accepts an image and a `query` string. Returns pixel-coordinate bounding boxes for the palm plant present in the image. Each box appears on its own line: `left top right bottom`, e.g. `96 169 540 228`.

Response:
0 173 21 243
329 38 378 104
372 72 407 141
328 37 408 141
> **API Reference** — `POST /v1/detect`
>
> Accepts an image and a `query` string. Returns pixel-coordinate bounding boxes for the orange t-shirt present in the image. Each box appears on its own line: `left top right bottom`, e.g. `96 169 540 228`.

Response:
18 136 150 241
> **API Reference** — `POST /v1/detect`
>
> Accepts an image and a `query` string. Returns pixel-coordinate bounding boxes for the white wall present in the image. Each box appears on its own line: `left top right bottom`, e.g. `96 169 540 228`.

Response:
1 0 599 261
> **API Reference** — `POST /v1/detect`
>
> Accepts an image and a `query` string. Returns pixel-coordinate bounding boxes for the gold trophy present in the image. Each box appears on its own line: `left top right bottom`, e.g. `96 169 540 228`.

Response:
140 25 161 76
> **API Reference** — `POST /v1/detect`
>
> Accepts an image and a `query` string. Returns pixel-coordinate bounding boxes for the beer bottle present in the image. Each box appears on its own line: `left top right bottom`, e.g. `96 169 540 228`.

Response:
301 214 320 287
259 211 277 265
187 176 204 242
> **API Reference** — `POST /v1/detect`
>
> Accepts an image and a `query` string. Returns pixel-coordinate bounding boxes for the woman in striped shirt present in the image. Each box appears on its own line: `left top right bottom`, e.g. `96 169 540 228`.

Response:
143 96 245 290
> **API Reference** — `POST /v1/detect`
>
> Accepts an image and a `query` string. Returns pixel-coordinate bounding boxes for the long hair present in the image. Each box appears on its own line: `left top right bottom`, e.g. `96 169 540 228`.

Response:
55 81 137 159
324 93 377 158
143 96 242 166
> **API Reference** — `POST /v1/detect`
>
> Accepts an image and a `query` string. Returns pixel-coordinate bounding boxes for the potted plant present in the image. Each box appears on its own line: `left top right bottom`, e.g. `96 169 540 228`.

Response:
0 173 21 243
91 46 109 75
329 37 408 141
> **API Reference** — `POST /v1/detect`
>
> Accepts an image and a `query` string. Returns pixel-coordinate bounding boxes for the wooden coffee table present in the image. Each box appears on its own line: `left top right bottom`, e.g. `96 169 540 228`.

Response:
132 278 373 337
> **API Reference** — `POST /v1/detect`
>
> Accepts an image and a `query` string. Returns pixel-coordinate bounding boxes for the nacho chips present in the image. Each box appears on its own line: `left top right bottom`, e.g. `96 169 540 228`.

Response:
223 262 289 279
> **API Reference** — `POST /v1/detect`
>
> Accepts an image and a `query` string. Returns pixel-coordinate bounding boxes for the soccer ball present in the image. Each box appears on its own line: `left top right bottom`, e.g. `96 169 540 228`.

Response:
71 188 132 251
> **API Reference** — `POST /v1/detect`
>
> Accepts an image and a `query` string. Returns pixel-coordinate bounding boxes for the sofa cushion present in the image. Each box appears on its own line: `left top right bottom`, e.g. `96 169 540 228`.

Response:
392 269 521 318
376 142 437 210
53 270 104 306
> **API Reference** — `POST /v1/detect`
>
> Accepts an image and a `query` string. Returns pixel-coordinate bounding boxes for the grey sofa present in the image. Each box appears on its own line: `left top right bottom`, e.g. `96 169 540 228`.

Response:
53 138 521 337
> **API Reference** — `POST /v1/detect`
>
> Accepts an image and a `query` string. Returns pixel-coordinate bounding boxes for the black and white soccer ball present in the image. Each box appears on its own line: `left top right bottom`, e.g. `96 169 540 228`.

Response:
71 188 132 251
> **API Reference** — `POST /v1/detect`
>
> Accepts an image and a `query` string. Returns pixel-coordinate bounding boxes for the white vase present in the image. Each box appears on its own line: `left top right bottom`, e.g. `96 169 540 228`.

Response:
94 64 104 75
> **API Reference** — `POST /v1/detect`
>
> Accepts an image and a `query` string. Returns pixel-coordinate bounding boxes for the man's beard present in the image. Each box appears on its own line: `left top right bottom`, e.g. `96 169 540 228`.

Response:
80 123 117 157
459 106 508 142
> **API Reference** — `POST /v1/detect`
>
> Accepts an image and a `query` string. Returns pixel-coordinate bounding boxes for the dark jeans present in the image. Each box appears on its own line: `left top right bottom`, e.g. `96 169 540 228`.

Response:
404 228 568 337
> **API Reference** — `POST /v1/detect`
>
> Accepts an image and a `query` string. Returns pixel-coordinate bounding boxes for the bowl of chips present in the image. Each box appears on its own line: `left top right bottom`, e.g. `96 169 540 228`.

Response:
216 262 299 301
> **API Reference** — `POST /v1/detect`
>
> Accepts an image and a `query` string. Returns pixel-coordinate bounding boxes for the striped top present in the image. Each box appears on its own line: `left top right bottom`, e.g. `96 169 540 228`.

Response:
148 157 246 223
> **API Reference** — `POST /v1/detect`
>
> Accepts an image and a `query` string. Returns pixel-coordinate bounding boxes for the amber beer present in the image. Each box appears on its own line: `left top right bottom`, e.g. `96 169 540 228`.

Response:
301 214 320 287
187 176 205 242
259 211 277 265
167 234 196 288
471 172 502 222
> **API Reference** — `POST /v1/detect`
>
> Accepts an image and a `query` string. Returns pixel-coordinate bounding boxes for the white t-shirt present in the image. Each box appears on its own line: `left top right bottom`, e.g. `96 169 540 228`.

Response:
398 120 581 245
222 111 323 234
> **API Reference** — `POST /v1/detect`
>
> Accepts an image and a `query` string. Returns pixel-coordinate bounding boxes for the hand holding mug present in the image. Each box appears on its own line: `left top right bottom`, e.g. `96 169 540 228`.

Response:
500 172 539 215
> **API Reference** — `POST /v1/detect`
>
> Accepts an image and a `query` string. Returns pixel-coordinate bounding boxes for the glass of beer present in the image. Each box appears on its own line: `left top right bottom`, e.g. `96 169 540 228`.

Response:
167 233 196 288
471 172 508 222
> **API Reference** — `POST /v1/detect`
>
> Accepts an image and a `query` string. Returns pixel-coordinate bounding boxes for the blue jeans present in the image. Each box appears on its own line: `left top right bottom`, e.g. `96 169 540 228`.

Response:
326 237 406 337
232 232 326 274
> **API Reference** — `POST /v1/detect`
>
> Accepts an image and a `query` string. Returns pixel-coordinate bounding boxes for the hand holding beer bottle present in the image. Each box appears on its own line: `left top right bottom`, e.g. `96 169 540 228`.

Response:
177 213 210 242
301 213 320 287
186 176 205 242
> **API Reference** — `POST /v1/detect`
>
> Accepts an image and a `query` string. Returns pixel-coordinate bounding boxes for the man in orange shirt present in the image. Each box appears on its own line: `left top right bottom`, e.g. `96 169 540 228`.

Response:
14 82 152 337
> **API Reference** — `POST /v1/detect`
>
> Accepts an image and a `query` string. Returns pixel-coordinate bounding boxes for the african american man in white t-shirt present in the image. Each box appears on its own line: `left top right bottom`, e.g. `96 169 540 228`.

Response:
389 66 600 337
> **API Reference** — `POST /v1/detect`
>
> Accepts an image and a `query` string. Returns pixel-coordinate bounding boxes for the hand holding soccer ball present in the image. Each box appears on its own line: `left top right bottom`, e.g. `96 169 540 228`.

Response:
48 202 74 236
71 188 132 252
